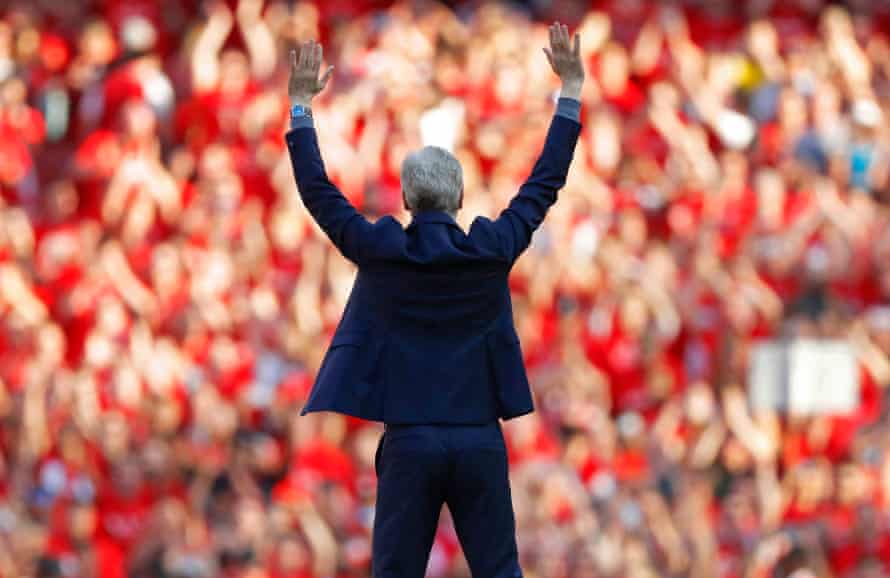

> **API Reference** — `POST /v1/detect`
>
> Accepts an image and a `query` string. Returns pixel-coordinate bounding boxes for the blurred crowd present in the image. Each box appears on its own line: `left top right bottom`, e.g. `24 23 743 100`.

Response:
1 0 890 577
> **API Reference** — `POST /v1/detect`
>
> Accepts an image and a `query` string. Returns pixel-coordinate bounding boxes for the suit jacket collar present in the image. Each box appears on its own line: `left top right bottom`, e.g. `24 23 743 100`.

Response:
407 210 460 229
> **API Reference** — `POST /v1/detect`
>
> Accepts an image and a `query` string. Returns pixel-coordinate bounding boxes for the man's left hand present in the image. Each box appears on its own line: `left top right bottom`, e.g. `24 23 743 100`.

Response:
289 40 334 107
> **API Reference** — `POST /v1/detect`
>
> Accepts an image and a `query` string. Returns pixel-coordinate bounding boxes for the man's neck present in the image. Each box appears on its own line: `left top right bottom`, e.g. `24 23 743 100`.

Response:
411 210 457 219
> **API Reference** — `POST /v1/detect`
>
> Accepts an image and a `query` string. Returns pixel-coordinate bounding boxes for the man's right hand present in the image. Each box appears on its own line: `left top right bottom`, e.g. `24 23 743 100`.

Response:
543 22 584 101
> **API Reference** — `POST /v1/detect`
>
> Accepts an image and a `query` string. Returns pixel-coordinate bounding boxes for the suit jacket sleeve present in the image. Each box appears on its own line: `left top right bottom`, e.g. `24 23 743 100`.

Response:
285 126 372 263
490 113 582 263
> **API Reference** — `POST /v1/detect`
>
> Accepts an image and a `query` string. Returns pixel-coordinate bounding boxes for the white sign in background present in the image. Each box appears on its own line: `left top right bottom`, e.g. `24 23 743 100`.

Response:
749 339 858 415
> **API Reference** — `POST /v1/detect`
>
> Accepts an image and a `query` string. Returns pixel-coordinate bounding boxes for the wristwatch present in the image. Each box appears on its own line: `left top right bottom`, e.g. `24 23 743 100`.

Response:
290 104 313 121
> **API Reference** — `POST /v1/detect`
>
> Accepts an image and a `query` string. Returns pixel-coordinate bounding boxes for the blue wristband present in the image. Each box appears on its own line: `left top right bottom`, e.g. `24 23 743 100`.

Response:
290 104 314 129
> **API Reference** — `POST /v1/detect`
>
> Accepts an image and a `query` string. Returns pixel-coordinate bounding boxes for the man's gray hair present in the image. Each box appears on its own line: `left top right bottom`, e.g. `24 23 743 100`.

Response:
400 146 463 214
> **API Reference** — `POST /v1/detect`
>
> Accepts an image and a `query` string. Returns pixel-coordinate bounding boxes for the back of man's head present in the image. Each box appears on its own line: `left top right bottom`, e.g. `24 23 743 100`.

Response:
401 146 463 215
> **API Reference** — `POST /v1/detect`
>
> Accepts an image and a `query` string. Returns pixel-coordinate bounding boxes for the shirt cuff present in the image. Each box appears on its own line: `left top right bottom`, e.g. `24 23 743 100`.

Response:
555 97 581 122
290 115 314 130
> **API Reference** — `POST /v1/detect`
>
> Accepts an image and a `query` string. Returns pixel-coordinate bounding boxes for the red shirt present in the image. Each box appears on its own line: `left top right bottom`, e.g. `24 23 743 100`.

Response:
292 438 356 494
95 483 154 554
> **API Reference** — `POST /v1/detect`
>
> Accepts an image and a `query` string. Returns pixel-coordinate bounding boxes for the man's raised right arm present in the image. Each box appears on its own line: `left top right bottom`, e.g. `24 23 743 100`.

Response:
489 22 585 263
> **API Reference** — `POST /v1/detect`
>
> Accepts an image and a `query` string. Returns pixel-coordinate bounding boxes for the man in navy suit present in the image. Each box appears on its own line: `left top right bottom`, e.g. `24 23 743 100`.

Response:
286 22 584 578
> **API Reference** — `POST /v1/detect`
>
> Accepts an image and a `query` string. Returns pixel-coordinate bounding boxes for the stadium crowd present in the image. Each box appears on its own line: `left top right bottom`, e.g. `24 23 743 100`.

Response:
1 0 890 577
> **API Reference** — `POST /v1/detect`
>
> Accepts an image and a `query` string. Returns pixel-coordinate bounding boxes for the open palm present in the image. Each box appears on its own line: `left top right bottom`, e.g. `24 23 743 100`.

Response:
289 40 334 106
542 22 584 98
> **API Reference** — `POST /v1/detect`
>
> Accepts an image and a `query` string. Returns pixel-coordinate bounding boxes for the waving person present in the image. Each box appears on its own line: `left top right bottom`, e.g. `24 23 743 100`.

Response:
285 22 584 578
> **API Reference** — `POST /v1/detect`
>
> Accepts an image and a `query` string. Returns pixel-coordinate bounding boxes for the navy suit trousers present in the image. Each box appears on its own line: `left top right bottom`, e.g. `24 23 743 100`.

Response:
372 422 523 578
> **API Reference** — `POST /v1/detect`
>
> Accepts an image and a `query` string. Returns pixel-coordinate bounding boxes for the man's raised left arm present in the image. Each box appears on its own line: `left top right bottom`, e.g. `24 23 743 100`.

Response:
285 40 371 263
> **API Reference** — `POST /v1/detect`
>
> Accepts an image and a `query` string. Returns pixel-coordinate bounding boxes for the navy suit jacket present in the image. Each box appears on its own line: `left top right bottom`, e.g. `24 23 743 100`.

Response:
286 112 581 424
